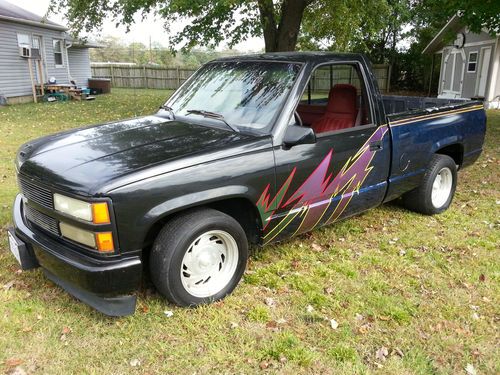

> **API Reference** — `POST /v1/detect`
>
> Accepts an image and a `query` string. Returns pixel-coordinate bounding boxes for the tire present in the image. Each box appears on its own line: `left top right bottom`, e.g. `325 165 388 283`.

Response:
149 208 248 307
402 154 457 215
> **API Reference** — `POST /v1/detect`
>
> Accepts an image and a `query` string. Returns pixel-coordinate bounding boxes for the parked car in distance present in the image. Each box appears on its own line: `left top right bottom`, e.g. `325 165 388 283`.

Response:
8 52 486 316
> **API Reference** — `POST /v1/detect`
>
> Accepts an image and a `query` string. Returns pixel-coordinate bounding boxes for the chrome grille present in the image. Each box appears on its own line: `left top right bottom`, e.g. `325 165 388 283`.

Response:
18 176 54 209
24 204 60 236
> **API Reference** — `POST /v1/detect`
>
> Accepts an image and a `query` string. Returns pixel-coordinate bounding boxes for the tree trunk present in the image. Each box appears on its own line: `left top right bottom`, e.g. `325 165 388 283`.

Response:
257 0 311 52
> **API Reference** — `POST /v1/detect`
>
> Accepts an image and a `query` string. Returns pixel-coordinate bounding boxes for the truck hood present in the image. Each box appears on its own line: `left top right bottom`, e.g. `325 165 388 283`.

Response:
18 115 263 195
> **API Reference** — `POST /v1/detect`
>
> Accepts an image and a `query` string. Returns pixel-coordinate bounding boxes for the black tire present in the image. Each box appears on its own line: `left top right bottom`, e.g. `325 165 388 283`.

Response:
149 208 248 307
402 154 457 215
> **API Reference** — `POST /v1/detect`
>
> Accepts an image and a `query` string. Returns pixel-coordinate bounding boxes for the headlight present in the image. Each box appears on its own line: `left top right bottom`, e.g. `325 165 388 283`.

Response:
54 194 110 224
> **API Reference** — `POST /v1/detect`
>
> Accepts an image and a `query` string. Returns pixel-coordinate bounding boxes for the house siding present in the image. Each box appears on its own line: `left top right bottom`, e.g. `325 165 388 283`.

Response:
0 19 93 100
67 48 91 86
0 19 69 98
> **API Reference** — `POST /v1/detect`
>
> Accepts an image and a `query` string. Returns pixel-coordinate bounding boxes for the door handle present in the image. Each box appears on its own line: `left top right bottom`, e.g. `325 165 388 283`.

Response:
369 140 383 151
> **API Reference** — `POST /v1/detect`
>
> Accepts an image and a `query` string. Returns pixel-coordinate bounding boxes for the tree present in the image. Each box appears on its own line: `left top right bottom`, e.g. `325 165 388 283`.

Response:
50 0 407 53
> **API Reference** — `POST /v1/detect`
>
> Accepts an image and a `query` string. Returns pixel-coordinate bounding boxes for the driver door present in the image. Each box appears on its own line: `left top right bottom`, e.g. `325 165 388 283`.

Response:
262 62 391 244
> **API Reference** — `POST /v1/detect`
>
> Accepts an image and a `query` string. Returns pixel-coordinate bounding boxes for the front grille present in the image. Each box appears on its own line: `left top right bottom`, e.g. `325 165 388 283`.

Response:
18 176 54 209
24 204 60 236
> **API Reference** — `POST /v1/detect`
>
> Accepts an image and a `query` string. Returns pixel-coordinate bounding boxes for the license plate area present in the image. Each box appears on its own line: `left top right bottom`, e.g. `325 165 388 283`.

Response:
6 228 39 270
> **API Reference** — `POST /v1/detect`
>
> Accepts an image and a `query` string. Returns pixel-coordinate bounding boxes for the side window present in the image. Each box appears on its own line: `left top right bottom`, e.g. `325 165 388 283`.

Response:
53 39 64 67
297 64 372 135
467 52 478 73
17 33 30 47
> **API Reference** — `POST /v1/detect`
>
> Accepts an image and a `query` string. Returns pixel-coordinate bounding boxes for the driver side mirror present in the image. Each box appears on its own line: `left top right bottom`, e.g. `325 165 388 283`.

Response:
283 125 316 149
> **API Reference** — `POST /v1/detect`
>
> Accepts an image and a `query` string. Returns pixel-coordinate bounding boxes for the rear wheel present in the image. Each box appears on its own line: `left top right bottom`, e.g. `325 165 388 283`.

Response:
402 154 457 215
149 208 248 306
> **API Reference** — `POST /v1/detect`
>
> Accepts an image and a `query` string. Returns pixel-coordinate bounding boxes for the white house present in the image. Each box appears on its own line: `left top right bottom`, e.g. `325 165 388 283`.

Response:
423 15 500 109
0 0 99 104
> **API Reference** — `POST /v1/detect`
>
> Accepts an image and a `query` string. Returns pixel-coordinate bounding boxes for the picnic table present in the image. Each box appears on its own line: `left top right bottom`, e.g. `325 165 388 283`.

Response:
35 84 92 102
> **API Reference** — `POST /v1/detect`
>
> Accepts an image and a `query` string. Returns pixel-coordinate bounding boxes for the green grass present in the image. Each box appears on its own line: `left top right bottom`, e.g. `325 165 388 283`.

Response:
0 89 499 374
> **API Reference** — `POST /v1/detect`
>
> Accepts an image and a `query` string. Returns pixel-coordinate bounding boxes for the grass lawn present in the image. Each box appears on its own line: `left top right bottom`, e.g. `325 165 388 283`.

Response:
0 88 498 374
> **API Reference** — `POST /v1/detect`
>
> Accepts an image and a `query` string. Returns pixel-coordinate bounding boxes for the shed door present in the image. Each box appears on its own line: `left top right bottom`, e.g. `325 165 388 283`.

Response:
442 49 466 97
477 47 492 97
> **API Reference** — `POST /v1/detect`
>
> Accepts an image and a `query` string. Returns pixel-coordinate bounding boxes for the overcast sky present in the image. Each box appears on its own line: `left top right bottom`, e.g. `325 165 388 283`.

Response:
14 0 264 51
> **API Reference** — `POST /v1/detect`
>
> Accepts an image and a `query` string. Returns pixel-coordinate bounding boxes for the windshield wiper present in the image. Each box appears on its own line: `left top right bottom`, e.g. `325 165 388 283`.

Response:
159 104 176 120
186 109 239 133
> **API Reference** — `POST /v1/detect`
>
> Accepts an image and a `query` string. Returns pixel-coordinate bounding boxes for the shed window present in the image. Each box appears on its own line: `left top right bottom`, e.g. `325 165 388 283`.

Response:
53 39 64 66
467 52 478 73
17 33 30 47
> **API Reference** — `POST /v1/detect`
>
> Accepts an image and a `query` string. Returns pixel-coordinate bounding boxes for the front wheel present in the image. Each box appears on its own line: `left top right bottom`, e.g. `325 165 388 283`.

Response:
402 154 457 215
149 208 248 306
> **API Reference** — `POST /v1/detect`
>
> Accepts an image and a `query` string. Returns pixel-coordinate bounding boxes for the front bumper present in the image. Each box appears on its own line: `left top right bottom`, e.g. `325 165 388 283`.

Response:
10 195 142 316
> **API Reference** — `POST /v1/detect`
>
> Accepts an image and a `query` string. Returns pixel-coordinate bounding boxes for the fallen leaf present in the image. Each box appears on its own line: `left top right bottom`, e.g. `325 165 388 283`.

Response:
164 310 174 318
479 274 485 282
129 359 141 367
375 346 389 361
4 358 23 368
61 326 71 335
355 313 364 321
21 327 32 333
259 361 269 370
279 356 287 363
306 305 314 313
230 322 239 329
266 321 278 331
465 363 477 375
324 287 333 295
311 243 323 252
330 319 339 330
472 312 480 320
276 318 287 325
358 323 371 334
265 297 276 307
392 347 404 357
3 280 15 290
379 315 391 321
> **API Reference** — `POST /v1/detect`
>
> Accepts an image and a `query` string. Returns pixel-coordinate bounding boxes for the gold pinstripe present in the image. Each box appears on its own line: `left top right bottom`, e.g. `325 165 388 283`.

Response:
389 105 483 127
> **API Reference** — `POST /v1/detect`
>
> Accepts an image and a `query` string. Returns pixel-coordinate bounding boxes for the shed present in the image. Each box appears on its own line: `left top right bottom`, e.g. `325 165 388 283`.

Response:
423 15 500 109
0 0 100 104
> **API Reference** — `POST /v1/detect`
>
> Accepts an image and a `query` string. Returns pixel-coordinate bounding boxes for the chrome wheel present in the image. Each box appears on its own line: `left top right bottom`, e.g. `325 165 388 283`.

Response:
180 230 239 298
431 167 453 208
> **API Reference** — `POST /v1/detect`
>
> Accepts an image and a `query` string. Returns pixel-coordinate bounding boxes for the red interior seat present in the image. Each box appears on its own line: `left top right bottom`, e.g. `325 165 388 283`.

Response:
312 84 357 134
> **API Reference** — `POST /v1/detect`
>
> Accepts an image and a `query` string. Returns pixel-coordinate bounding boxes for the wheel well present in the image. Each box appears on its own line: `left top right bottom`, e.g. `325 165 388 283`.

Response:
436 144 463 167
142 198 262 251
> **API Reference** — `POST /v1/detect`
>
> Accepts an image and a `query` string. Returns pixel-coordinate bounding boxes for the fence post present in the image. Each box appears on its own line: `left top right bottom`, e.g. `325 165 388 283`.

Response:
176 67 180 88
110 65 115 86
143 66 148 89
387 64 392 93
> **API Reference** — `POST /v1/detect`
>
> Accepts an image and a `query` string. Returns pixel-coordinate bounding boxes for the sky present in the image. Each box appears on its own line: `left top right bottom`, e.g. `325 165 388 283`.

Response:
13 0 265 51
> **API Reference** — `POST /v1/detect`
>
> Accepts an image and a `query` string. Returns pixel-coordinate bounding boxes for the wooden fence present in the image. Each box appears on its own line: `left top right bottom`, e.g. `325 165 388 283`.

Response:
91 63 392 92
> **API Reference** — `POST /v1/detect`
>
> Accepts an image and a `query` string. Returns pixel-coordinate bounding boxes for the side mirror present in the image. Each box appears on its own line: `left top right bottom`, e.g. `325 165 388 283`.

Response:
283 125 316 149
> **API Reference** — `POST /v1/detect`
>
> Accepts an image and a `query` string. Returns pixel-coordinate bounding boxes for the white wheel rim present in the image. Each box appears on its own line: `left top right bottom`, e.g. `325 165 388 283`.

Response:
431 167 453 208
180 230 239 298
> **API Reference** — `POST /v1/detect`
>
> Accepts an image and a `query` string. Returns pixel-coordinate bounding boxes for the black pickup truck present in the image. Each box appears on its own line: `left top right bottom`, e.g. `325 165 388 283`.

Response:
8 52 486 316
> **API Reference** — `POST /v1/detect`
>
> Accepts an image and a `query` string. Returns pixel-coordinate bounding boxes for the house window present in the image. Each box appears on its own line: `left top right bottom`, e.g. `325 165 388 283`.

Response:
467 52 478 73
53 39 64 67
17 33 30 47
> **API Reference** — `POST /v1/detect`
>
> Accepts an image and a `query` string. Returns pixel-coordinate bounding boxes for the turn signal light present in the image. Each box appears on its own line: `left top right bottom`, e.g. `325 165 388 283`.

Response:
96 232 114 252
92 202 111 224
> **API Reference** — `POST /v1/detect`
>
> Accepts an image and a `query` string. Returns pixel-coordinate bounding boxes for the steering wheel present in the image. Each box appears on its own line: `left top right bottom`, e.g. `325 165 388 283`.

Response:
294 110 303 127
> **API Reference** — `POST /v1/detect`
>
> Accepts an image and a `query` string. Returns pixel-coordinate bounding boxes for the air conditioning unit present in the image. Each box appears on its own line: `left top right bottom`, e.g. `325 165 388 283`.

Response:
19 46 31 58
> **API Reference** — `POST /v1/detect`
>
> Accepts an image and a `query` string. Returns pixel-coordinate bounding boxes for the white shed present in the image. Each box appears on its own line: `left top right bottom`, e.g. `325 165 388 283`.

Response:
423 15 500 109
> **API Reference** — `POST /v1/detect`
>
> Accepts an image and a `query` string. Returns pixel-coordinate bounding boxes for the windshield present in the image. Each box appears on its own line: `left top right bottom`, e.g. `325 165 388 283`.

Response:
166 61 302 133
